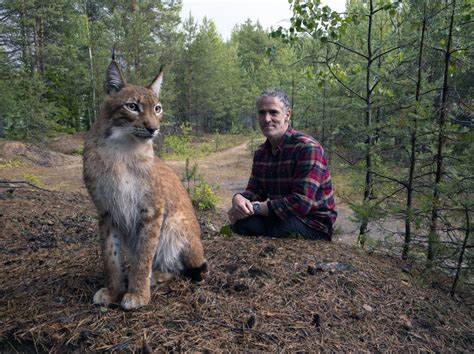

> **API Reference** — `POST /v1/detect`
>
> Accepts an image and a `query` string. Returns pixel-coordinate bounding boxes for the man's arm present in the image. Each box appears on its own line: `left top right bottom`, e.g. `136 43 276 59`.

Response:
228 153 267 223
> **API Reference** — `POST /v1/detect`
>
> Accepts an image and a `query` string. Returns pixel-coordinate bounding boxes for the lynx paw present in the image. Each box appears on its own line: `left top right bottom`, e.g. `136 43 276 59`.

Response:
151 271 175 286
182 261 209 282
93 287 114 306
121 292 150 311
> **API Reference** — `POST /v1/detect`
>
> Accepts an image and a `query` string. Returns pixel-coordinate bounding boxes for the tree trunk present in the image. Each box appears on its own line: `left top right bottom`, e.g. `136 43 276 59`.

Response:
34 0 45 76
358 0 375 246
403 11 427 260
450 204 471 296
20 0 33 72
427 0 456 264
186 55 195 133
0 114 5 138
322 81 326 144
83 0 97 125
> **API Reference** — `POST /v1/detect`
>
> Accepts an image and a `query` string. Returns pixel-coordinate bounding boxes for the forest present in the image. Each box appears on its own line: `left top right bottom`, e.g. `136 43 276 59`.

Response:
0 0 472 295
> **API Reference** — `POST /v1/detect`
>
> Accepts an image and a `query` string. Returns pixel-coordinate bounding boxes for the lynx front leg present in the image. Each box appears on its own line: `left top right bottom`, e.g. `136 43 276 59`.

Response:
121 210 163 310
94 217 125 306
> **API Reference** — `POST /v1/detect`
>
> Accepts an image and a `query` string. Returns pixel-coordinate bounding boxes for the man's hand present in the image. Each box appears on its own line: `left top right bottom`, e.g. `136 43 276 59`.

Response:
227 194 254 224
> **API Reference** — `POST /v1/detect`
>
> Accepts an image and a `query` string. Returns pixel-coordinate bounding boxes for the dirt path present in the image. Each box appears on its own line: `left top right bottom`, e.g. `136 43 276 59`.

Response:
165 142 252 210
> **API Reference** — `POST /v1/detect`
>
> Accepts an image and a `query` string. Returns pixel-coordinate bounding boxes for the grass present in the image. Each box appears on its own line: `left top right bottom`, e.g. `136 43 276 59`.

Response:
70 146 84 156
331 158 364 204
161 133 252 160
0 159 24 169
22 174 42 187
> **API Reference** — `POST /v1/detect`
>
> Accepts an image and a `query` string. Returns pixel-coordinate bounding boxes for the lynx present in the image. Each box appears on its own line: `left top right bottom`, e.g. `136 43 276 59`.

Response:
83 60 207 310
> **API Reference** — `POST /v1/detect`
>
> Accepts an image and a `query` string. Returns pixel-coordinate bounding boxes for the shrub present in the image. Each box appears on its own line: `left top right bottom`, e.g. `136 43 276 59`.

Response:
71 147 84 156
191 181 219 210
182 159 219 210
246 131 264 156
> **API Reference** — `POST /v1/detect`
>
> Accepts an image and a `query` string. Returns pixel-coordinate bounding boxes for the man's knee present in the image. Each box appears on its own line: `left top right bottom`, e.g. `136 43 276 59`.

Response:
269 218 301 237
230 219 247 235
270 217 329 240
231 216 266 236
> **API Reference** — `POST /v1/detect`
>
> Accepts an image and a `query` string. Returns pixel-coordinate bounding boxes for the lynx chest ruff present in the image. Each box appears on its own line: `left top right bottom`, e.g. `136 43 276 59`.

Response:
93 145 188 273
82 59 207 310
93 145 152 238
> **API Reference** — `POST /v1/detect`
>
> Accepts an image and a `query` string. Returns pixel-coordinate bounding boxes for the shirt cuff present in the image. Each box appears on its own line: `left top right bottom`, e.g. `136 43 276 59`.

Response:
240 191 255 201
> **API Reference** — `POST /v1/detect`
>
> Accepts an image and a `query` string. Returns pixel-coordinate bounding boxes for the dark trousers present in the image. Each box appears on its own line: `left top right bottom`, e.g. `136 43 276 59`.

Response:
231 215 330 241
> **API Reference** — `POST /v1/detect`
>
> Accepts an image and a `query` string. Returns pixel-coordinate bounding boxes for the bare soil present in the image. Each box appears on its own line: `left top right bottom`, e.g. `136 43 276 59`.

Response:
0 136 472 352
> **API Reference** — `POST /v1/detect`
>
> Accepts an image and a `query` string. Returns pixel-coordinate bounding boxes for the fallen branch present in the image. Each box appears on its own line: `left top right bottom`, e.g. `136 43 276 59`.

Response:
0 179 51 192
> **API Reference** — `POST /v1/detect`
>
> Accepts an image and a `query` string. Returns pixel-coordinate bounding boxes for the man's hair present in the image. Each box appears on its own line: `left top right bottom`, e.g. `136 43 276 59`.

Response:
256 90 292 112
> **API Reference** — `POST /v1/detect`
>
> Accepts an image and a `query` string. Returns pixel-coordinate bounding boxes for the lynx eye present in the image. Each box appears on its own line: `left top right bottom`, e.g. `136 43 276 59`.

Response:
154 104 163 114
125 102 139 112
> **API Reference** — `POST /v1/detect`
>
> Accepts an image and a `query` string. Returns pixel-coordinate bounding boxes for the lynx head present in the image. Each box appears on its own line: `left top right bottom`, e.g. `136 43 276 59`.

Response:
101 60 164 143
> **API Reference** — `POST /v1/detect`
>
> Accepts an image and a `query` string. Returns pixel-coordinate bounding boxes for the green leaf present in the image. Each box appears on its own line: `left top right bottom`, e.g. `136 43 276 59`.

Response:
219 225 234 237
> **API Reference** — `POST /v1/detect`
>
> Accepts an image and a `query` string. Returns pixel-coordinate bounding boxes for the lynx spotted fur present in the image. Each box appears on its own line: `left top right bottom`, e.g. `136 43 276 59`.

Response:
83 60 207 310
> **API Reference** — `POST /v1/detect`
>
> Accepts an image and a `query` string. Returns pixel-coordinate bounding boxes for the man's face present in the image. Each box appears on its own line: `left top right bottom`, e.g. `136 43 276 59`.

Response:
257 96 291 142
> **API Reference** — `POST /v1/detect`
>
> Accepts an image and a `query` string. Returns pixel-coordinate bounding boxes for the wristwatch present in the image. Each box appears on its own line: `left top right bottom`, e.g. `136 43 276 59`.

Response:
253 202 261 214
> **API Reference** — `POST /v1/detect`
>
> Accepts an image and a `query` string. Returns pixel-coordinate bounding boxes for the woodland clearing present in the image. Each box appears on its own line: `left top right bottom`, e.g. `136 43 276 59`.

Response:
0 135 472 352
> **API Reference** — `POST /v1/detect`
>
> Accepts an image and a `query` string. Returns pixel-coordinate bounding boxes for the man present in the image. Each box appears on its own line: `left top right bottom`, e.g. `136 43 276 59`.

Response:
228 90 337 241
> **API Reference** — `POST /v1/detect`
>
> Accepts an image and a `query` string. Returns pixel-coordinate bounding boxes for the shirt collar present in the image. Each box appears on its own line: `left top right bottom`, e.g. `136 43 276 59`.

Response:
264 127 295 153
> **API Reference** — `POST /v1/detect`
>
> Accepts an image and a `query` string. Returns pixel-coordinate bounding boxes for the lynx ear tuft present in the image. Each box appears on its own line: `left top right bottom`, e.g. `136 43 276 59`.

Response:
106 60 125 95
148 65 164 97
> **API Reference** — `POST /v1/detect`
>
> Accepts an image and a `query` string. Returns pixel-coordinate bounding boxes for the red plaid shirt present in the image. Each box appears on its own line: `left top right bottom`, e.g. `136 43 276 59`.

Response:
242 128 337 238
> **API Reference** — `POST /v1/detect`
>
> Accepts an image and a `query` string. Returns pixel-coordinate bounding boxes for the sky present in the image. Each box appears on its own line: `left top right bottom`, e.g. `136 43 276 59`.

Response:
181 0 347 40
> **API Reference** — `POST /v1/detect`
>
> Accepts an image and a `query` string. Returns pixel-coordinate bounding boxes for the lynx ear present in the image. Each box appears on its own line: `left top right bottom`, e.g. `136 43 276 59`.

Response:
148 65 164 97
106 60 125 95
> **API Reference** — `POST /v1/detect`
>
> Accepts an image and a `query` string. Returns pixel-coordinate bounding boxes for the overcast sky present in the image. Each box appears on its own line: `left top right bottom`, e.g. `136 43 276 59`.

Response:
181 0 347 40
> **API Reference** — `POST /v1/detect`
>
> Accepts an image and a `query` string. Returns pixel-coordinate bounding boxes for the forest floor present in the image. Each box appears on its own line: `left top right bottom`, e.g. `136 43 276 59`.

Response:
0 134 472 352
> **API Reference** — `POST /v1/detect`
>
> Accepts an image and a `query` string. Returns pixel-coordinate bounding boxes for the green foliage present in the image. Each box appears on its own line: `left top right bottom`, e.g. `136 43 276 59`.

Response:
70 147 84 156
163 129 251 160
183 158 198 193
191 181 219 211
219 225 234 237
350 200 386 225
162 135 213 160
23 174 42 187
163 135 192 159
0 159 24 169
229 122 244 135
182 159 219 211
162 124 194 159
246 131 264 156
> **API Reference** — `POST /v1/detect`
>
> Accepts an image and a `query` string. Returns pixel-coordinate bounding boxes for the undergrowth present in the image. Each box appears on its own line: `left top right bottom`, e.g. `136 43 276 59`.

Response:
182 158 219 211
0 159 24 169
23 174 42 187
161 128 251 160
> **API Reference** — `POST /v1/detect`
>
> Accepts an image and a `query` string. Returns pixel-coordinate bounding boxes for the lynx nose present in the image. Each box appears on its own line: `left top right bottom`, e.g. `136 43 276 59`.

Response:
146 127 158 136
144 122 158 135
